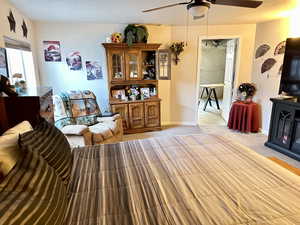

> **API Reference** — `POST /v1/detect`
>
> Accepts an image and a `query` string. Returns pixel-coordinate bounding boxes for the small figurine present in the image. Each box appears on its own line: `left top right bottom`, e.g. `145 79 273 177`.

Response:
111 33 123 43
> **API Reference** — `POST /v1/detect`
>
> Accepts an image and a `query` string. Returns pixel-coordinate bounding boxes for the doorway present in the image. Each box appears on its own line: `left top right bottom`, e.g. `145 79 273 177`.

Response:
197 38 238 125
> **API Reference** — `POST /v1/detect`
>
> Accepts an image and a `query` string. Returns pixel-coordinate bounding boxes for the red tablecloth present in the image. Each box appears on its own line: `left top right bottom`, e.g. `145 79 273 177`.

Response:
227 101 259 133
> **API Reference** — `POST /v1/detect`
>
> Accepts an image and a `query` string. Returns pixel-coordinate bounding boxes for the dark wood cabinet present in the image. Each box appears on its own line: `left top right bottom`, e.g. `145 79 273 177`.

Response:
0 87 53 134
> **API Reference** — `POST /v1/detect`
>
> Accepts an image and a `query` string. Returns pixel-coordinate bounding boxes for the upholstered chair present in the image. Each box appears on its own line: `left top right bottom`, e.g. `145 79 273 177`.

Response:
53 90 123 147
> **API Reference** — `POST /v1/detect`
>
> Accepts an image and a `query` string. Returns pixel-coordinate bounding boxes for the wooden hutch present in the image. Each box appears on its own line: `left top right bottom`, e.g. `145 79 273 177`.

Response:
103 43 161 134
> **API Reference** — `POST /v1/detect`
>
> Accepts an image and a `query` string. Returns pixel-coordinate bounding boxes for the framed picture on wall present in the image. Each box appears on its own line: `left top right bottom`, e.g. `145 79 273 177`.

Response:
43 41 62 62
0 48 9 77
158 49 171 80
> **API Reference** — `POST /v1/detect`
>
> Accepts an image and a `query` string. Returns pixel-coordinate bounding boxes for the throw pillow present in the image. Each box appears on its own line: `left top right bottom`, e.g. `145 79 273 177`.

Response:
19 118 72 185
0 121 33 177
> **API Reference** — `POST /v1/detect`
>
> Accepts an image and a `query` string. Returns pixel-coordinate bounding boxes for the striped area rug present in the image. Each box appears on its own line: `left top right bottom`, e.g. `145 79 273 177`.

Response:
268 157 300 176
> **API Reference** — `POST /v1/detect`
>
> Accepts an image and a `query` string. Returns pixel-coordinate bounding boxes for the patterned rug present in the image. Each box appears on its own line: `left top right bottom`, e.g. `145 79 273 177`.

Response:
268 157 300 176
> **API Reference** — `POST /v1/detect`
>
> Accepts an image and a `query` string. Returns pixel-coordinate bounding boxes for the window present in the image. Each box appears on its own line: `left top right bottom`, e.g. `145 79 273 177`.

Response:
4 36 37 89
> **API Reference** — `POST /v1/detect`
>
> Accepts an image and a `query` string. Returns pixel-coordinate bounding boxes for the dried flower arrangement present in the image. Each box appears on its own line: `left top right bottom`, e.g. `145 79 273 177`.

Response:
237 83 256 103
169 42 185 65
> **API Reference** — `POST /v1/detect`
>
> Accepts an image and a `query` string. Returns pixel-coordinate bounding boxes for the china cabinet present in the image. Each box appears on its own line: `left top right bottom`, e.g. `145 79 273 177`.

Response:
103 43 162 134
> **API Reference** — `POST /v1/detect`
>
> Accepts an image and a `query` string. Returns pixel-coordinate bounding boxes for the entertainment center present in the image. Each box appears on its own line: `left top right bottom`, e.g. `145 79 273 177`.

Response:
265 38 300 161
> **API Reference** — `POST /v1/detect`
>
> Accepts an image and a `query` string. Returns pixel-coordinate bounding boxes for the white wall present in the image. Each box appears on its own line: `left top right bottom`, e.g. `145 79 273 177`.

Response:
34 22 172 119
252 19 289 134
0 0 39 85
170 24 257 124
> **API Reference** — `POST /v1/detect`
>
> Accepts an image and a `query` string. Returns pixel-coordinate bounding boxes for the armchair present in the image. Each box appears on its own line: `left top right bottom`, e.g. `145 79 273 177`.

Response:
53 90 123 147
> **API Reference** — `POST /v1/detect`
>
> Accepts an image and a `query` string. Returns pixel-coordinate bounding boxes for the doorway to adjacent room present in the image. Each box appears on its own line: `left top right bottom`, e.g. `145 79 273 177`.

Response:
196 38 239 126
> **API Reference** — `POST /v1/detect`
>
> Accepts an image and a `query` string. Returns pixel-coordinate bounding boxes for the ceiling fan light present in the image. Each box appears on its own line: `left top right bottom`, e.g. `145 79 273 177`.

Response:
187 2 210 17
189 5 209 17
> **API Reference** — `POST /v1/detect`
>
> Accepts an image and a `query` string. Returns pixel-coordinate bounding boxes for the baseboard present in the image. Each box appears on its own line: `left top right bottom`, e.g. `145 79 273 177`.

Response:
260 128 269 135
161 121 198 126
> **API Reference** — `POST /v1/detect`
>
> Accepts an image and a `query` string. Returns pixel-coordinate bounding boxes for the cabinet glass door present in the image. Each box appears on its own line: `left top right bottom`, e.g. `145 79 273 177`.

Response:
110 50 125 80
272 105 294 148
126 50 140 80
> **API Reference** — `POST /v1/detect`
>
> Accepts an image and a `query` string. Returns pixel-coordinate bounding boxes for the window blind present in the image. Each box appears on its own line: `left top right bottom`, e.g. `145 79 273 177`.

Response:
3 36 31 52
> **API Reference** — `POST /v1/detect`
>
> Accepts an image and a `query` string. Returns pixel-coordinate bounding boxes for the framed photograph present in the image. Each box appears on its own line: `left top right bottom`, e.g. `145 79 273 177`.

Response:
158 49 171 80
140 87 150 99
0 48 9 77
43 41 62 62
112 89 126 100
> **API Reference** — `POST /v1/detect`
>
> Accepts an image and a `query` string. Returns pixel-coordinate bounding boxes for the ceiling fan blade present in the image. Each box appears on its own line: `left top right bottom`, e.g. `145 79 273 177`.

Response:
193 15 205 20
209 0 263 8
142 1 191 13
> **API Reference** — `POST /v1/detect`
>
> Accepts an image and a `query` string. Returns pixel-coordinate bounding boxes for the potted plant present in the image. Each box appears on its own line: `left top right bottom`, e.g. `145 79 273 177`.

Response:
169 42 185 65
124 24 149 46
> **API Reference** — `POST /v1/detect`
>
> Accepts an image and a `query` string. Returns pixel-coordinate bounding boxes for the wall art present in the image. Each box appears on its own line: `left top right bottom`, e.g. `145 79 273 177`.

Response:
43 41 62 62
7 10 16 32
274 41 286 55
255 44 270 59
86 61 103 80
21 20 28 38
261 58 276 74
66 51 82 70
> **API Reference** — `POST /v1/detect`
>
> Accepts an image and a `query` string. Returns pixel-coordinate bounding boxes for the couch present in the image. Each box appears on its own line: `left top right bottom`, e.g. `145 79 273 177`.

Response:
53 90 123 147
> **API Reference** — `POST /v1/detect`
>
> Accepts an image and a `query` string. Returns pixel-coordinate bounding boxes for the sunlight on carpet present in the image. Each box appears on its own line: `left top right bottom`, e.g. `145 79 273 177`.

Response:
268 157 300 176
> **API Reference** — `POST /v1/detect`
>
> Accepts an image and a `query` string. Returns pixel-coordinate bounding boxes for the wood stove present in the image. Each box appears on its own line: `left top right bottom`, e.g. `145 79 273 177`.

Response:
265 97 300 161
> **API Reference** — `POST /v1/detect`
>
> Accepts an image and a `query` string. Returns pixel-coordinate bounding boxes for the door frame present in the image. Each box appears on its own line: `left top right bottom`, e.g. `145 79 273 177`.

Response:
195 35 241 124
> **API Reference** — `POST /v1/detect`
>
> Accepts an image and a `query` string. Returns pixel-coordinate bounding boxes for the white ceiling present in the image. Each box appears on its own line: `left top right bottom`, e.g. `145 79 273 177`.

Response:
9 0 297 25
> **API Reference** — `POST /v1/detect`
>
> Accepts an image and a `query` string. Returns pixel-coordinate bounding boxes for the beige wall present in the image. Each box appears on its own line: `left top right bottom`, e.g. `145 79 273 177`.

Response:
147 26 172 125
252 19 290 134
0 0 39 84
170 24 257 124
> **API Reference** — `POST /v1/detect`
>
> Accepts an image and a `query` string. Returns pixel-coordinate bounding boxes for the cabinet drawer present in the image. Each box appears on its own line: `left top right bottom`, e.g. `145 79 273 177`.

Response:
145 101 160 128
128 103 145 129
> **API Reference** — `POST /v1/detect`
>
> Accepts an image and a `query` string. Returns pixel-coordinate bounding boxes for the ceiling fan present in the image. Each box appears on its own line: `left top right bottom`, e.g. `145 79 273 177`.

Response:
142 0 263 20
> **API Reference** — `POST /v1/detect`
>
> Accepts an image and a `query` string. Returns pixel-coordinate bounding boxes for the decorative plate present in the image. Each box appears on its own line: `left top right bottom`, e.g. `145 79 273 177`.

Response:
255 44 271 59
274 41 286 55
261 58 276 73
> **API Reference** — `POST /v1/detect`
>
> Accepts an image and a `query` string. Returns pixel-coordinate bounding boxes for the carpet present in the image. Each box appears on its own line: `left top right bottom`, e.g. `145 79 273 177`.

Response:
268 156 300 176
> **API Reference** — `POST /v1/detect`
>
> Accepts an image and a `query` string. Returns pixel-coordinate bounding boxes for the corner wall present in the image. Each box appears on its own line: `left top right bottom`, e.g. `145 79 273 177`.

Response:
170 24 257 124
251 19 289 134
0 0 39 85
